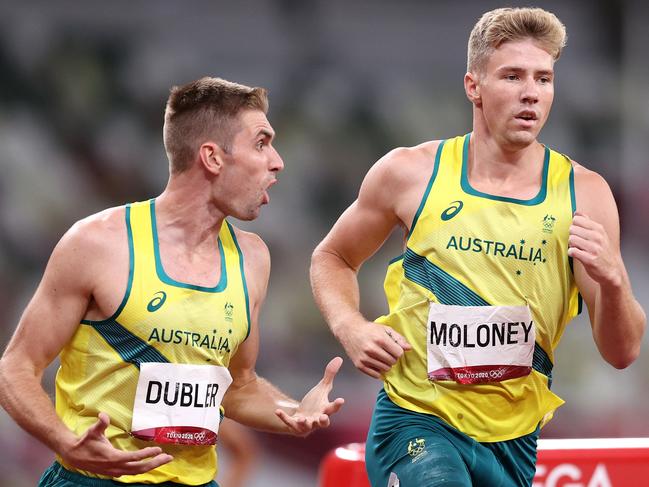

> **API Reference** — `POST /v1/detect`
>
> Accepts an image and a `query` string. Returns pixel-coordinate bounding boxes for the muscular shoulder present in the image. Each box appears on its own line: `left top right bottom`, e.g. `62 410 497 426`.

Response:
53 206 126 273
571 161 616 215
63 206 126 254
367 140 442 189
359 140 443 226
227 224 270 300
41 205 128 299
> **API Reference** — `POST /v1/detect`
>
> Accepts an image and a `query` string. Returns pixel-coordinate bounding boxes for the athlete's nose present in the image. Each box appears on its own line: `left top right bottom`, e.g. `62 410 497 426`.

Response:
521 76 539 104
270 146 284 173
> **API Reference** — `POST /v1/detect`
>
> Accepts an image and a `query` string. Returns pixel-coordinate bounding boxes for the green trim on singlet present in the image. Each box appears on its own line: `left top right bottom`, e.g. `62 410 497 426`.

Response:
532 344 554 385
569 163 577 213
403 248 490 306
402 247 553 380
460 133 550 206
81 204 135 325
226 220 251 340
567 163 583 315
409 140 446 240
90 318 170 368
150 199 228 292
577 293 583 315
80 204 169 368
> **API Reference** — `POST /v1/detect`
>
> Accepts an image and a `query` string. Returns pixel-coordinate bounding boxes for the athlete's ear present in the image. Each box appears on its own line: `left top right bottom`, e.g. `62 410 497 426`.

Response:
464 71 482 107
199 142 227 175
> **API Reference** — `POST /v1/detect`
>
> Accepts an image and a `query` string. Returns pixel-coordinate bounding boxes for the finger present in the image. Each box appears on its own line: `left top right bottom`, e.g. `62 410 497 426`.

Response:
366 347 399 367
315 414 330 429
568 235 599 253
572 213 600 230
567 247 595 264
389 329 413 351
361 356 393 373
87 412 111 438
359 365 383 379
120 453 174 474
569 223 599 240
323 397 345 416
321 356 343 385
276 410 311 435
304 417 316 431
121 446 166 462
300 416 324 433
275 409 298 430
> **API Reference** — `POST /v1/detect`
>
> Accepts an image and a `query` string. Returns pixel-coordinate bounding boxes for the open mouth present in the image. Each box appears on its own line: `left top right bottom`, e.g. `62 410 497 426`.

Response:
262 179 277 205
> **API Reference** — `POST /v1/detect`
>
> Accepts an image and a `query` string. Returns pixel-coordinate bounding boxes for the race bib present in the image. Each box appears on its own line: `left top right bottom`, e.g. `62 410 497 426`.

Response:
131 362 232 445
427 302 535 384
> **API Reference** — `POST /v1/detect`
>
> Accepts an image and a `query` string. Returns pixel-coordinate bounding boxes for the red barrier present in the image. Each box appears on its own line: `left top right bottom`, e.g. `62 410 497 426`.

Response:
535 438 649 487
319 439 649 487
319 442 370 487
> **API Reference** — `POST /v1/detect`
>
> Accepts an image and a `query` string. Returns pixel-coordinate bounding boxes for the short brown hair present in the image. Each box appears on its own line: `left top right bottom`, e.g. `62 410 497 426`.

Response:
467 7 567 73
163 77 268 173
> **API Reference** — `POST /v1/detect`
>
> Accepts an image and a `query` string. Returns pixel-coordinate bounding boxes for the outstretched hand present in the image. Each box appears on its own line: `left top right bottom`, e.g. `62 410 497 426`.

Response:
62 412 173 477
275 357 345 436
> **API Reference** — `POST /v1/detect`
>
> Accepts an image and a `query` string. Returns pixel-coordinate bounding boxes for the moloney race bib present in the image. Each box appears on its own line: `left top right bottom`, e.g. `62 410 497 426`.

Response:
131 362 232 445
427 302 535 384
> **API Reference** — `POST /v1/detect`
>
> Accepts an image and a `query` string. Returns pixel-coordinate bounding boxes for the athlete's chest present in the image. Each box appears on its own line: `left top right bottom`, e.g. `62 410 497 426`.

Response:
86 240 247 359
86 243 228 319
126 285 242 359
413 196 570 271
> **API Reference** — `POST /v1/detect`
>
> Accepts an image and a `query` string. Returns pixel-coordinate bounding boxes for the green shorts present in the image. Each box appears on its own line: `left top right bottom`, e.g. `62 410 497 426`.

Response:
38 462 219 487
366 390 539 487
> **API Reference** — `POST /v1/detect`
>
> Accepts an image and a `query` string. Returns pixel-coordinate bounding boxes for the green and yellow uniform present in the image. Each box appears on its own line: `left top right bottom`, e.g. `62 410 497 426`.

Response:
50 199 250 485
366 134 580 486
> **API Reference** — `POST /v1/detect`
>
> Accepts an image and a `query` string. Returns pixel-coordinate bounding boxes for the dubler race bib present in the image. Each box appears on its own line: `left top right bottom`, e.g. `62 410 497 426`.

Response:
131 362 232 445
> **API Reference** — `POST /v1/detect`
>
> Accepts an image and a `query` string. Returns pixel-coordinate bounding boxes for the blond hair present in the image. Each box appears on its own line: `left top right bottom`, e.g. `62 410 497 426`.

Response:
163 77 268 173
467 7 567 73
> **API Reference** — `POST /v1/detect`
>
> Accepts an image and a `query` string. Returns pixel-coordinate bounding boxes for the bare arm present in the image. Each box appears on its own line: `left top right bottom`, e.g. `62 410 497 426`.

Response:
222 230 343 436
570 165 646 368
0 214 171 476
0 222 92 453
310 145 439 378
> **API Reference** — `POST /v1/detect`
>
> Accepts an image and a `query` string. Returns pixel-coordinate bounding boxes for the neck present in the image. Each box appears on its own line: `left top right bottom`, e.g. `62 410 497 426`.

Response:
154 170 225 250
470 117 544 181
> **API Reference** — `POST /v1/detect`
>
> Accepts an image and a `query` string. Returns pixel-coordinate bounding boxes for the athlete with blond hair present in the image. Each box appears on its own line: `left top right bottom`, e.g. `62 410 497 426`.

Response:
311 8 645 486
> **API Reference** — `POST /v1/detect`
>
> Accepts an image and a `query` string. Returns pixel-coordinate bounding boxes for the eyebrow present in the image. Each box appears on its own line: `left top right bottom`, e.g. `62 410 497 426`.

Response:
498 66 554 76
257 128 275 140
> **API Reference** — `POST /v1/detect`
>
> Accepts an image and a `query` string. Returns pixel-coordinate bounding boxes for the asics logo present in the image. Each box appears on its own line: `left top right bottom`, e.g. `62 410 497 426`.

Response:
147 291 167 312
441 200 464 221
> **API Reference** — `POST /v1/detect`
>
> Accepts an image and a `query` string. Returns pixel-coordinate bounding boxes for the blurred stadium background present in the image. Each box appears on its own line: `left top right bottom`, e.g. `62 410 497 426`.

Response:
0 0 647 485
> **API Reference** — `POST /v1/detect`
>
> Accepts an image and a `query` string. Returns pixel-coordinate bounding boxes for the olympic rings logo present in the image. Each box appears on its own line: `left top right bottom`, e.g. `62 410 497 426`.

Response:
489 368 506 379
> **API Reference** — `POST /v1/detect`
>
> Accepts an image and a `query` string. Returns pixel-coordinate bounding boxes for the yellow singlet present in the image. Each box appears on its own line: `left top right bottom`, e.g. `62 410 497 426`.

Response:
378 134 581 442
55 199 250 483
